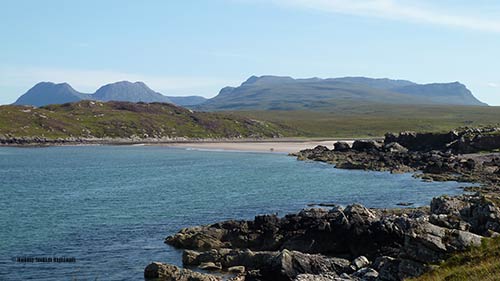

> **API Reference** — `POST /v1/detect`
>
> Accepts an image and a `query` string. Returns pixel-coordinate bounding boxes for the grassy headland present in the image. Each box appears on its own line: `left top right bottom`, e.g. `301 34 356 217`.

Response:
0 101 299 140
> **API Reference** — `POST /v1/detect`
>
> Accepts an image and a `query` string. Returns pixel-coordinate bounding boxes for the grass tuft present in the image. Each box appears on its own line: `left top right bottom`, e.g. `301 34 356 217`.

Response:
409 237 500 281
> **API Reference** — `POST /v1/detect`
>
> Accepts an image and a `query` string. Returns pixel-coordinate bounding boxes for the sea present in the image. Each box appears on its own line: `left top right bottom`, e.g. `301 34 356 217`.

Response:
0 146 471 280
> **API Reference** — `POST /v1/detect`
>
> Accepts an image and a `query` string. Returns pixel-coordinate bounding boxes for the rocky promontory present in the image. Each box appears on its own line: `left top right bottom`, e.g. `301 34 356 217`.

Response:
293 126 500 186
145 126 500 281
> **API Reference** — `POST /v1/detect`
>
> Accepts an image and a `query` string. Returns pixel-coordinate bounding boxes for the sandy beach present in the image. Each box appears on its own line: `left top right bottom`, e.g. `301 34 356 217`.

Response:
165 140 354 153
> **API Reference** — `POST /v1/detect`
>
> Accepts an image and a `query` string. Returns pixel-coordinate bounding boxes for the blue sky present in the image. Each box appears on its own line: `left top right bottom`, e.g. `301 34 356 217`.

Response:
1 0 499 105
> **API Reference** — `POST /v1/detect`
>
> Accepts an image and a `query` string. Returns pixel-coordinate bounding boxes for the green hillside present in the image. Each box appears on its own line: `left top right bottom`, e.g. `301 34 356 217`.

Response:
233 104 500 138
0 101 298 139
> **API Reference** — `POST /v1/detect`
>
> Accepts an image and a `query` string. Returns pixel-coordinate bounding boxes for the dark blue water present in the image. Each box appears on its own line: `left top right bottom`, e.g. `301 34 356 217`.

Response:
0 146 469 280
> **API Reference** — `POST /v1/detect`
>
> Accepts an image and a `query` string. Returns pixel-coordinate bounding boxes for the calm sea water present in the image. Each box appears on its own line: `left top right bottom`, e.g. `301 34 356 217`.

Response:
0 146 469 280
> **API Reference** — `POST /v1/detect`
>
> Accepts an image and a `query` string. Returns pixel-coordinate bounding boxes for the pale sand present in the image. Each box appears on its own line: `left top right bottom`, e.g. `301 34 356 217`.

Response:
166 140 354 154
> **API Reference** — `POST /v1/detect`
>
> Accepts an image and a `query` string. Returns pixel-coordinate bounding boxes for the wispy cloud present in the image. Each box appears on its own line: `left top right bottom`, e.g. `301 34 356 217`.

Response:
0 66 239 98
270 0 500 33
488 82 499 88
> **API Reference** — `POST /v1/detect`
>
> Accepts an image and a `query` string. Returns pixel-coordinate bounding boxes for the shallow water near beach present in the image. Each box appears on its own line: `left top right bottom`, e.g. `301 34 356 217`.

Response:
0 146 471 280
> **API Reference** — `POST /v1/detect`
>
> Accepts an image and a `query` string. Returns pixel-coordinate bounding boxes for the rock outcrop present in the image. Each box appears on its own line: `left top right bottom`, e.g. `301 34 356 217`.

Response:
144 262 222 281
294 138 500 185
384 126 500 154
151 195 493 281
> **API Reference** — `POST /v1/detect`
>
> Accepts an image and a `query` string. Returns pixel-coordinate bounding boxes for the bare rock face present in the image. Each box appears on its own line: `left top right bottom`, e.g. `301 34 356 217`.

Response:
430 195 500 236
402 220 482 263
158 197 493 281
144 262 221 281
180 248 351 280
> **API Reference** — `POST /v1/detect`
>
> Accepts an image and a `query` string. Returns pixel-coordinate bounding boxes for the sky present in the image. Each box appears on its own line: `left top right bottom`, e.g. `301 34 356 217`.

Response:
1 0 499 105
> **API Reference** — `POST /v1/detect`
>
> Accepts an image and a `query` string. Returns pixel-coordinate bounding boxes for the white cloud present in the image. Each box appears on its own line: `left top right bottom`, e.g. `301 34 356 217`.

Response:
0 66 239 99
270 0 500 33
488 82 499 88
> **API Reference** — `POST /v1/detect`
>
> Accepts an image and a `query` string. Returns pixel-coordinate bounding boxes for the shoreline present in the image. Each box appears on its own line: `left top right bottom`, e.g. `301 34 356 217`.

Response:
0 137 360 153
161 140 354 154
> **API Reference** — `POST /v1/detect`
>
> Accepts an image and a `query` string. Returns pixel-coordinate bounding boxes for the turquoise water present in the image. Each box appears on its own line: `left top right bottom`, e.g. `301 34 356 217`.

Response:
0 146 468 280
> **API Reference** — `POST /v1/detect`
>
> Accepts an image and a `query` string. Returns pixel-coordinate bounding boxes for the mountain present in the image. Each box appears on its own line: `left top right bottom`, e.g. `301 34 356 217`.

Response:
166 96 207 106
93 81 171 103
198 76 487 111
13 82 91 107
13 81 210 107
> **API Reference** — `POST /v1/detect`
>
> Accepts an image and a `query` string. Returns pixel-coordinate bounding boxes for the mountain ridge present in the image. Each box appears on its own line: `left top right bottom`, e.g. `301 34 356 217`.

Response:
198 75 487 110
13 76 487 109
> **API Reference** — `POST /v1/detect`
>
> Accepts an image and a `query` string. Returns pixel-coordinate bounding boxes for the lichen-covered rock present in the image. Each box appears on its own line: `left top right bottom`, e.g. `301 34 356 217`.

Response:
402 220 482 263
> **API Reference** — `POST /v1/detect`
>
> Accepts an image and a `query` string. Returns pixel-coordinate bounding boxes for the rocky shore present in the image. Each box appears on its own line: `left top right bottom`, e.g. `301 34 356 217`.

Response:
144 126 500 281
293 126 500 190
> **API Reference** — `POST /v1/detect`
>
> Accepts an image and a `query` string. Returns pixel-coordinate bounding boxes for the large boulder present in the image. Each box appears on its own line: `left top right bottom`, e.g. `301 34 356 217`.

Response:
263 250 350 281
333 142 350 152
351 140 383 152
430 196 470 216
183 248 277 270
384 142 408 153
144 262 221 281
402 220 482 263
165 225 228 250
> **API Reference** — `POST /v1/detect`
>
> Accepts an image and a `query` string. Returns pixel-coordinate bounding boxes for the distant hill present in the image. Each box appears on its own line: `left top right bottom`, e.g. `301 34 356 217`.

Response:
13 81 206 107
166 96 207 106
198 76 487 111
0 100 297 139
13 82 91 107
93 81 171 103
